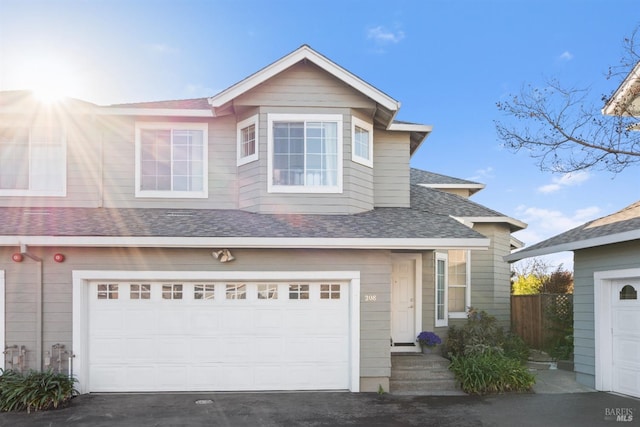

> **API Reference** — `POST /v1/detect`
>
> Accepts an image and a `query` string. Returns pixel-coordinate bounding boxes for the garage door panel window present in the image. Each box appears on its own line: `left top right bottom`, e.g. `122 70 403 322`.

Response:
289 284 310 300
620 284 638 300
226 284 247 300
194 284 215 300
257 284 278 300
97 284 119 300
320 284 341 299
162 284 183 300
130 284 151 300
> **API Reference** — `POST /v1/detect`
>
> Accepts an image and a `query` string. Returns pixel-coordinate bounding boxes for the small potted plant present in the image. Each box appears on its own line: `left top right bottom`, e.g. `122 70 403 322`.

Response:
417 331 441 353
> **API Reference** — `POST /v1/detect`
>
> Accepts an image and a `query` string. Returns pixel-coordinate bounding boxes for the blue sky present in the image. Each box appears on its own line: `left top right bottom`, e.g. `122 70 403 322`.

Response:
1 0 639 269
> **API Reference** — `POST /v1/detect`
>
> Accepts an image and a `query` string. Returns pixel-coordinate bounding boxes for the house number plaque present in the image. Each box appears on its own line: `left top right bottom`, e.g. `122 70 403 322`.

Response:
364 294 377 302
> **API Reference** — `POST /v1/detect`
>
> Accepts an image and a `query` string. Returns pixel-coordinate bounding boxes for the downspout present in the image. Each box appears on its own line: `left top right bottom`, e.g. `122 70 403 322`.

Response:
20 244 43 371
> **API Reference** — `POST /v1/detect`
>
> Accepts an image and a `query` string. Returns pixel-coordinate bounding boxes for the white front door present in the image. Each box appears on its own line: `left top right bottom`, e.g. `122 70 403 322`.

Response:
611 279 640 398
391 256 417 349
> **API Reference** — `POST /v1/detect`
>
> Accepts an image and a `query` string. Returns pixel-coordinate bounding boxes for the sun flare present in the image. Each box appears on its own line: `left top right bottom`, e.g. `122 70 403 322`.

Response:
21 57 82 104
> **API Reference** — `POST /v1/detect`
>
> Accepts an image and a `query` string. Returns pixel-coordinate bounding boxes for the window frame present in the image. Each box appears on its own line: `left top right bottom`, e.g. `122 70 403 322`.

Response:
351 116 373 168
267 113 343 194
0 125 67 197
435 252 448 327
447 250 471 319
134 121 208 199
237 115 259 166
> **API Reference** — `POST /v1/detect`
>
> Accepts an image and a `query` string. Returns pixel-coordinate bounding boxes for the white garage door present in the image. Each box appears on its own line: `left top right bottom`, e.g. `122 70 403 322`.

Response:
612 279 640 398
88 281 350 392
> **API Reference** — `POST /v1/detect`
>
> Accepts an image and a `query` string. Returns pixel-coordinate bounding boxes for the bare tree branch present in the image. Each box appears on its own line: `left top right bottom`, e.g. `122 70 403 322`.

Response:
495 25 640 174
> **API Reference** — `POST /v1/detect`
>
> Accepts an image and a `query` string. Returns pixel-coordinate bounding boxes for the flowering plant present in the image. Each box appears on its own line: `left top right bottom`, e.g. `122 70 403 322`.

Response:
417 331 442 348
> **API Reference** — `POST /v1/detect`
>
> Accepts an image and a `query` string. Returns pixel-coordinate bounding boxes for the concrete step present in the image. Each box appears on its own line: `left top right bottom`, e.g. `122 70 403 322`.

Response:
389 379 464 396
390 353 464 395
391 354 450 369
391 367 454 380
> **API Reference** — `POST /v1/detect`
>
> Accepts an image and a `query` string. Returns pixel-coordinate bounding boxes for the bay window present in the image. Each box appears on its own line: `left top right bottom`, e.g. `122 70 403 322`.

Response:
267 114 342 193
352 116 373 167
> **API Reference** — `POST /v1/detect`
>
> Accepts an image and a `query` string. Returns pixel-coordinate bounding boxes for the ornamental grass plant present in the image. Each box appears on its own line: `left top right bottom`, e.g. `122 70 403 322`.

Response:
0 369 77 413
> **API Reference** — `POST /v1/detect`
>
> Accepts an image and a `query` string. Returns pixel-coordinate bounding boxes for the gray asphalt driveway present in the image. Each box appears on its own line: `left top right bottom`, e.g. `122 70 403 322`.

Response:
0 391 638 427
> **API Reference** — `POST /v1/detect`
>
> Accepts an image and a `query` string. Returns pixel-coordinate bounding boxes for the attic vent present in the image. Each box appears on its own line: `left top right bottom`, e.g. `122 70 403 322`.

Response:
166 212 194 217
23 210 51 215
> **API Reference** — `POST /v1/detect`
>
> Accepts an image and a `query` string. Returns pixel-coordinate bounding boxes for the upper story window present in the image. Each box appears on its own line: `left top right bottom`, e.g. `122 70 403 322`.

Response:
237 115 258 166
267 114 343 193
351 116 373 168
0 126 66 197
135 122 208 198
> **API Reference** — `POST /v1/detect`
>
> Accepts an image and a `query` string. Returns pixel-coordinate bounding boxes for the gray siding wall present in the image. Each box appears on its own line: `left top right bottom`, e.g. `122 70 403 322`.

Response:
100 115 238 210
469 223 512 327
0 247 393 382
373 130 410 208
1 61 413 214
0 112 102 208
572 240 640 388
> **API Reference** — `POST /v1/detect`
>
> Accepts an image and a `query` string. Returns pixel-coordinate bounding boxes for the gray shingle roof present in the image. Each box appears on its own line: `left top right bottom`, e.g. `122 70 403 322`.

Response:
0 206 482 240
107 98 211 110
506 201 640 261
410 168 483 187
410 185 503 217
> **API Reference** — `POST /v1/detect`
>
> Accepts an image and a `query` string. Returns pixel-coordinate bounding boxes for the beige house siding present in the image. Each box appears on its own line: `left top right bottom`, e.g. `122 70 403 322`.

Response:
572 240 640 389
1 246 393 388
233 61 375 110
469 223 512 327
373 129 410 208
0 113 102 208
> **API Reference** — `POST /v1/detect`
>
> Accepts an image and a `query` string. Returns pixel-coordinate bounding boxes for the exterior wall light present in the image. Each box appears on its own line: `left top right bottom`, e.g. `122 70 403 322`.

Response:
53 253 65 263
212 249 235 263
12 253 24 263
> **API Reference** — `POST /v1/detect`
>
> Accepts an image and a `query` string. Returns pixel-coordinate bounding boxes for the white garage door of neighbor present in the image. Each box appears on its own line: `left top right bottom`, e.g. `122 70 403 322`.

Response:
612 280 640 398
88 281 350 392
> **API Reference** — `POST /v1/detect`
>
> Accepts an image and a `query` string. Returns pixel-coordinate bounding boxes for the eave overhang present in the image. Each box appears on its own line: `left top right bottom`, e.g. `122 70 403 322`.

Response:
504 228 640 262
0 236 490 251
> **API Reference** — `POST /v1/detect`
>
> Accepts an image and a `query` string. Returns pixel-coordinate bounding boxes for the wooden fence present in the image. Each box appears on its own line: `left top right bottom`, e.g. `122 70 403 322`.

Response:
511 294 572 349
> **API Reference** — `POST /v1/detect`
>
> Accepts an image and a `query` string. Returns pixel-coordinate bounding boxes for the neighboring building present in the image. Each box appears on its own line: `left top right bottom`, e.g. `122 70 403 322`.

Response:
506 61 640 399
0 45 525 394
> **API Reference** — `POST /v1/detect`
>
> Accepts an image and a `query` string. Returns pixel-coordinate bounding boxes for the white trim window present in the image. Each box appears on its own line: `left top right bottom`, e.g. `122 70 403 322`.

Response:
435 252 448 327
351 116 373 168
267 114 343 193
447 250 471 318
237 115 258 166
0 126 66 196
135 122 208 198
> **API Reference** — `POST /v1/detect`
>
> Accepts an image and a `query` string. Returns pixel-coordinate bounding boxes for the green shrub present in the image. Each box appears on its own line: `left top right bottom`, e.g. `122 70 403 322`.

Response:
0 369 77 413
501 333 530 363
445 308 528 360
449 348 535 395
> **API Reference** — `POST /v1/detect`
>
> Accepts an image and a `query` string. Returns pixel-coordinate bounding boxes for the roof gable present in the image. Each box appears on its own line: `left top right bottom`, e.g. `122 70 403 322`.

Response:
505 200 640 261
208 45 400 121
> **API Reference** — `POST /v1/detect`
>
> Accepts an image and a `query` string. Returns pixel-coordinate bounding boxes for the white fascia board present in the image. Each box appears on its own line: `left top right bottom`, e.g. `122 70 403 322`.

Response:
503 228 640 262
602 61 640 116
0 236 489 250
208 46 400 112
455 216 528 231
387 123 433 133
98 108 214 117
418 183 486 191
